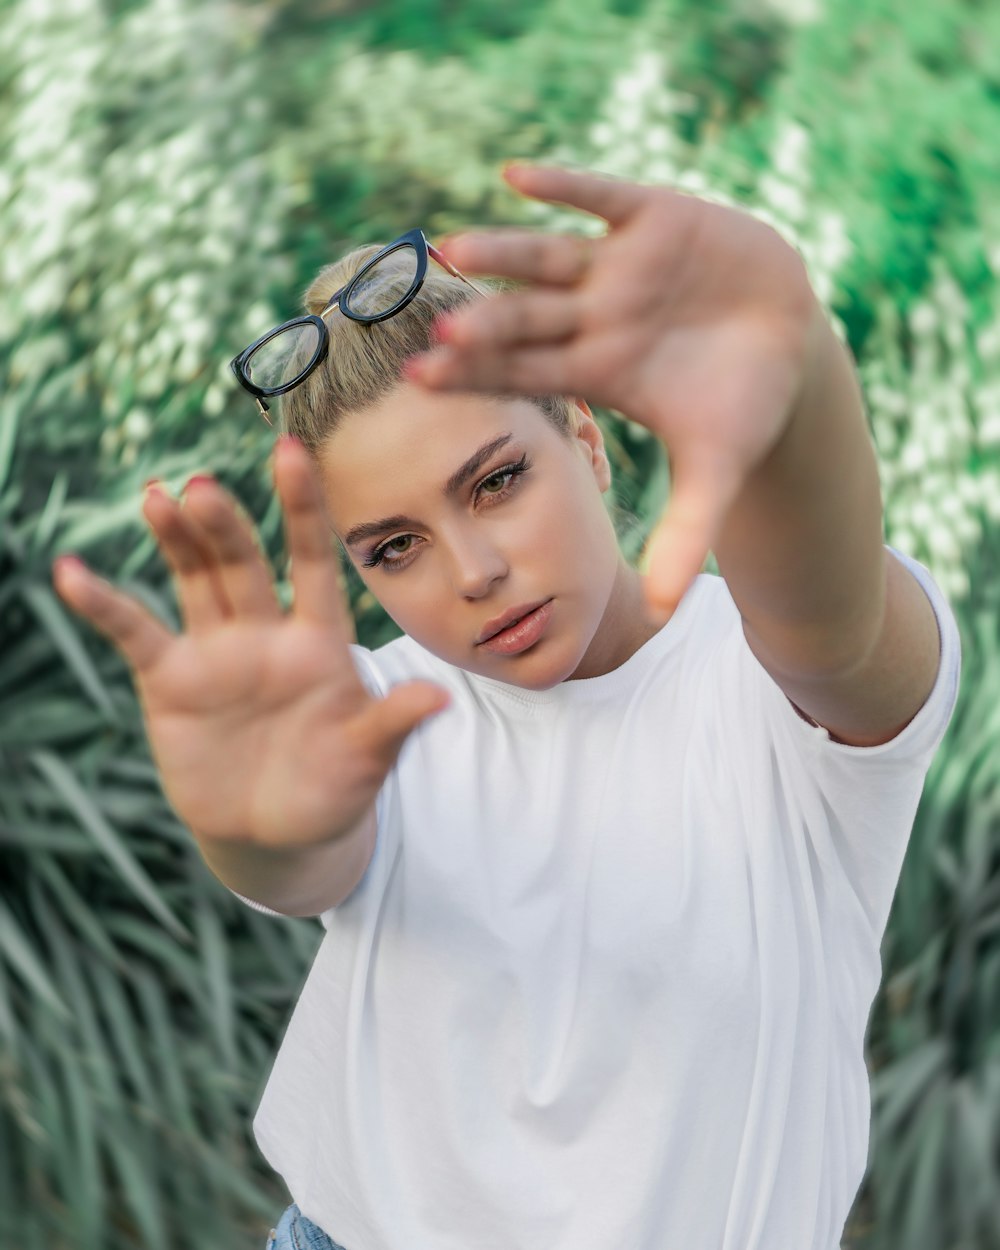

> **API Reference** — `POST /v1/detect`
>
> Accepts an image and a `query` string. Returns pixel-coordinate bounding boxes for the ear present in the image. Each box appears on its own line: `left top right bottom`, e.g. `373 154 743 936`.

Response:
568 397 611 491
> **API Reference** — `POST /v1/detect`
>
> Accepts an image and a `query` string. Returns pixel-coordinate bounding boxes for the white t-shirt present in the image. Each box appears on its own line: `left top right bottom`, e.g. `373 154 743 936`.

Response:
234 546 960 1250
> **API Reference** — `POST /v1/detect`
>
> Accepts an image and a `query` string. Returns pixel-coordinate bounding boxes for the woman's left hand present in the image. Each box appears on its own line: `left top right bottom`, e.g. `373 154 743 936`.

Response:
405 163 821 621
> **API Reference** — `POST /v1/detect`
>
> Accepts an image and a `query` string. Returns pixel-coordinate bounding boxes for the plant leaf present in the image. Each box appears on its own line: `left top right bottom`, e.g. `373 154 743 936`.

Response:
20 583 118 721
0 896 71 1021
29 750 189 942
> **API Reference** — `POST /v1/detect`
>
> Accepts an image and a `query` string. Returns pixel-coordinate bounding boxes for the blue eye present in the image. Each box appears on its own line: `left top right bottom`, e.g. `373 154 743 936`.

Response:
361 454 532 571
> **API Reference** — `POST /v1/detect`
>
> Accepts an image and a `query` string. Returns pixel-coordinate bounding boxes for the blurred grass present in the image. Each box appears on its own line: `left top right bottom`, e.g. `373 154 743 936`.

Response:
1 0 999 1246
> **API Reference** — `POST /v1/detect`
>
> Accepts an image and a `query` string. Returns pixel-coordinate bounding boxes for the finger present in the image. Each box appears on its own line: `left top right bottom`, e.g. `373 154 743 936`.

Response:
275 436 355 635
434 289 579 350
639 450 744 623
503 163 647 227
52 555 174 675
355 680 452 772
405 342 579 398
142 485 235 633
439 229 595 288
178 477 282 623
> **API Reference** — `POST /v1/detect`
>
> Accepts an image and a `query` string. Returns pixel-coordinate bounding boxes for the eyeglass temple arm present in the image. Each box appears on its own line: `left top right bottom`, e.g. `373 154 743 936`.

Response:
428 244 491 298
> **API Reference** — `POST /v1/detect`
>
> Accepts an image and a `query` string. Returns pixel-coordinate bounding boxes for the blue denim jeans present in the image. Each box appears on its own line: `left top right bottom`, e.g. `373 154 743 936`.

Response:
265 1202 349 1250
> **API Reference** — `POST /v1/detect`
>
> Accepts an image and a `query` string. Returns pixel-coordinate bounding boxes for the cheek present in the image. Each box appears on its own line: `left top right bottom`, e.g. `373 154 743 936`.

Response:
535 482 608 555
366 577 438 635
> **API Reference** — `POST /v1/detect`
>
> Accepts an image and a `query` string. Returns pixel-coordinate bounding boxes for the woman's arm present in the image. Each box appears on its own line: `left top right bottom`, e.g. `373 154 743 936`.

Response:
711 297 940 747
196 804 377 917
404 163 941 748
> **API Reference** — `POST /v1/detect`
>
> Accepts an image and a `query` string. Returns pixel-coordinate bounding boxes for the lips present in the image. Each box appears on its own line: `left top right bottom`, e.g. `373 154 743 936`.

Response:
477 598 551 645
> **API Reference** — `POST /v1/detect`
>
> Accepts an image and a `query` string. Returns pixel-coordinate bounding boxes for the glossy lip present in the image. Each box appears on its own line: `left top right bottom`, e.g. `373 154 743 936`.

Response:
476 598 552 645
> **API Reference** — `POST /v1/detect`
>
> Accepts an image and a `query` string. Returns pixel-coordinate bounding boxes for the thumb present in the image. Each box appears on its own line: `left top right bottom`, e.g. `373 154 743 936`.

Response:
367 680 452 767
640 450 741 623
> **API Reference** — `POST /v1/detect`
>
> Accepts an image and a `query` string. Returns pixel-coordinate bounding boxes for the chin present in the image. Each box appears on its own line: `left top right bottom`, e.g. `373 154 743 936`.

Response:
502 641 590 690
511 668 570 691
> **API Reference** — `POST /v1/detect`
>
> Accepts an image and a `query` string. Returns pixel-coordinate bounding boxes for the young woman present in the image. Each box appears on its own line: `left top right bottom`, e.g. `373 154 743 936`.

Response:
54 165 960 1250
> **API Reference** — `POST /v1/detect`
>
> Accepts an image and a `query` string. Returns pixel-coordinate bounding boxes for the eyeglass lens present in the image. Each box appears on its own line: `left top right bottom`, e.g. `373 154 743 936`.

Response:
243 244 423 394
246 321 323 392
342 245 420 318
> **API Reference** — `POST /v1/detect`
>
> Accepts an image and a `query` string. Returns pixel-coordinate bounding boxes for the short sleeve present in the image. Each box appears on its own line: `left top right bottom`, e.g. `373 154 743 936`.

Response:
761 546 961 768
225 644 386 919
750 545 962 941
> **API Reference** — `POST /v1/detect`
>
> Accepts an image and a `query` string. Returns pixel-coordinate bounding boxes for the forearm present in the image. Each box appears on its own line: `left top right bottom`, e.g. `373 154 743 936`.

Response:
192 809 376 917
713 297 887 679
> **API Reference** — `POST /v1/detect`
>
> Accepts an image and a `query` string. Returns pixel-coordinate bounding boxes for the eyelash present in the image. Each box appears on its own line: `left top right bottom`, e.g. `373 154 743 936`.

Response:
361 454 533 571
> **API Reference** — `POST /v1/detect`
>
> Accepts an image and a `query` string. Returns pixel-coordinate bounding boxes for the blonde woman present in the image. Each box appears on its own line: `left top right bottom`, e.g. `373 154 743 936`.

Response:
54 165 960 1250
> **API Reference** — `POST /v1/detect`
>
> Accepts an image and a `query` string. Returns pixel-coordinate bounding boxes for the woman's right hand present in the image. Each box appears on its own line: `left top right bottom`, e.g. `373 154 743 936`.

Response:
52 436 451 850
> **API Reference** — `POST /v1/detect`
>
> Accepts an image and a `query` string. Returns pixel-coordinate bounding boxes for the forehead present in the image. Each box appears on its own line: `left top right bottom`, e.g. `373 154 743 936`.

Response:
318 385 554 494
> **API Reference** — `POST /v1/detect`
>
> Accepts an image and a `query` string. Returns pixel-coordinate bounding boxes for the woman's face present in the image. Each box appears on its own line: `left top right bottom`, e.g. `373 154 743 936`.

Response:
317 383 659 687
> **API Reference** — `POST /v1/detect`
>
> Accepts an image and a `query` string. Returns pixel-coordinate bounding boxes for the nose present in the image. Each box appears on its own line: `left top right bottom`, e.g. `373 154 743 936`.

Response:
444 530 509 599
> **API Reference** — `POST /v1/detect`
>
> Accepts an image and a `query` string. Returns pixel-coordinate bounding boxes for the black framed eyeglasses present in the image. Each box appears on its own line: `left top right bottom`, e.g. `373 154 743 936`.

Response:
229 228 488 424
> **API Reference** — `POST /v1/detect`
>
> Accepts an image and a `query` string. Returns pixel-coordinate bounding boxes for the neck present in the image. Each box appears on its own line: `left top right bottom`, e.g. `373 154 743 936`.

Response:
567 561 667 680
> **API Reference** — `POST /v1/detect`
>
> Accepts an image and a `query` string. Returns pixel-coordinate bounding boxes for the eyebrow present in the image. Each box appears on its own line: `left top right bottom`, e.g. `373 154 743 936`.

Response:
342 432 516 548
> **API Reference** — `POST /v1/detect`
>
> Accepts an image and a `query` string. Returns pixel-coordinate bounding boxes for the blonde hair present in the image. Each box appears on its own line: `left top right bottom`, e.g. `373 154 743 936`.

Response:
280 244 580 452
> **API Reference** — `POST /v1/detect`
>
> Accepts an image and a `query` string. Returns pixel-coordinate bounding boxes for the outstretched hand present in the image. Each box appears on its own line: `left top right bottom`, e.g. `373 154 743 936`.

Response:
52 439 450 852
405 163 821 622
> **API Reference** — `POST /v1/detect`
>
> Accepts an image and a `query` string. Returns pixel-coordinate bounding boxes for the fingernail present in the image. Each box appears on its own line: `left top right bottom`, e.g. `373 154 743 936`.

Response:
430 313 453 345
404 349 454 385
436 235 467 266
143 477 160 490
53 554 86 575
182 474 215 494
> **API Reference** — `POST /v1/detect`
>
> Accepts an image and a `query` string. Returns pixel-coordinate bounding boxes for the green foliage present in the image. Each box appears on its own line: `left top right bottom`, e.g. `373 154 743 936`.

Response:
0 1 317 1245
866 578 1000 1249
2 0 999 1246
0 0 290 486
0 479 317 1246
